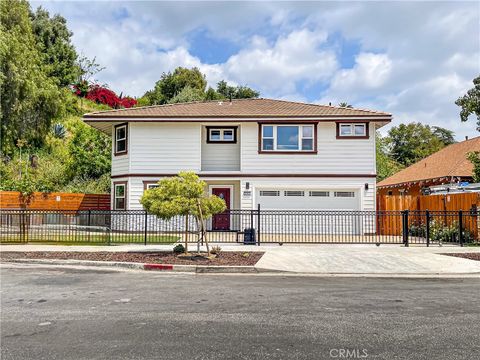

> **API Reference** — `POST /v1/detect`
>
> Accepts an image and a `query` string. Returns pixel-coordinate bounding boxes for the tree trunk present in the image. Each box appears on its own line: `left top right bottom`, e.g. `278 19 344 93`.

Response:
184 214 189 254
197 200 210 255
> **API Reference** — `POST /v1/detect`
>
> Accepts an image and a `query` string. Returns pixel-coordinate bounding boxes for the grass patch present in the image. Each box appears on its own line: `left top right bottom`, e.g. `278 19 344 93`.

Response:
0 233 179 245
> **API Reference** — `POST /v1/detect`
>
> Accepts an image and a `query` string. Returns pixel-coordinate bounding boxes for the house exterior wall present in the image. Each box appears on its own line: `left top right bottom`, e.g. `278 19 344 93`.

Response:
201 126 240 171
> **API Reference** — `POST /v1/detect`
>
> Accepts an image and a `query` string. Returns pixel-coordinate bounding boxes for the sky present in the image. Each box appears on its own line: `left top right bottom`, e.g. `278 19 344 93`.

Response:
33 1 480 139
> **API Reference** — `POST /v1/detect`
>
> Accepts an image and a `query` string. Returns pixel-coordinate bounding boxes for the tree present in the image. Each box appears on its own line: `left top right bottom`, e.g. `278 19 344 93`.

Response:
140 172 226 254
146 67 207 104
456 75 480 131
30 6 79 87
376 132 404 181
467 152 480 183
168 85 205 104
338 102 353 108
387 123 455 167
216 80 259 99
0 0 62 156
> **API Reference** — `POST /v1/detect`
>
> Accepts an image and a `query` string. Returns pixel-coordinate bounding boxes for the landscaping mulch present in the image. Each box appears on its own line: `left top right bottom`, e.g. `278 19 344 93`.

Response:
0 251 264 266
442 253 480 262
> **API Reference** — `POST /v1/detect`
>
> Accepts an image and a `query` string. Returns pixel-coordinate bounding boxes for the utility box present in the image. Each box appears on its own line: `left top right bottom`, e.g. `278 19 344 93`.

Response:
243 228 256 245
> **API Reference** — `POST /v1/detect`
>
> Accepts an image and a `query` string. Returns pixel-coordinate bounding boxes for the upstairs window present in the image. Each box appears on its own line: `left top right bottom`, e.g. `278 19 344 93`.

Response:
206 127 237 143
260 124 316 153
115 124 128 155
336 123 368 139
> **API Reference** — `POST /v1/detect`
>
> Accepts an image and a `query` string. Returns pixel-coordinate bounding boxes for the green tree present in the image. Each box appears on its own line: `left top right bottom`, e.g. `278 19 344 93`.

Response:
168 85 205 104
387 123 455 167
141 172 226 254
30 6 79 87
376 133 404 181
338 102 353 108
456 75 480 131
216 80 259 99
146 67 207 104
467 151 480 183
0 0 62 156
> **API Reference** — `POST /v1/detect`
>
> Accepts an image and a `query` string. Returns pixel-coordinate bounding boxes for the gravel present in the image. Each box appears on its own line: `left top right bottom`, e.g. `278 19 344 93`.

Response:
0 251 264 266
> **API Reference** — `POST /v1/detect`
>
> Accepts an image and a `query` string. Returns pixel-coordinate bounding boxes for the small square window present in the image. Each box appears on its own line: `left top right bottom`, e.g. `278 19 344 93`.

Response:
262 126 273 138
340 124 352 136
354 124 366 136
210 130 221 140
302 125 313 138
302 138 313 150
207 128 236 142
223 130 233 140
338 123 368 138
262 138 274 150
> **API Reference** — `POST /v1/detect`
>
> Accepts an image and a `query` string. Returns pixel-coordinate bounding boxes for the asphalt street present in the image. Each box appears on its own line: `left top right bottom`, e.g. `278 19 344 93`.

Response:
1 264 479 360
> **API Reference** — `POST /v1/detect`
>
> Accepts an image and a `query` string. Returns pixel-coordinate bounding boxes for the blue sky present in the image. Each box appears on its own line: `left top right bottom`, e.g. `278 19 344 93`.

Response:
33 1 479 139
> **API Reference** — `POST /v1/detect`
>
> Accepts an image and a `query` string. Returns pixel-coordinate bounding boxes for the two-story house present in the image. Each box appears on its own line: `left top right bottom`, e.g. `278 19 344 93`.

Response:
83 98 391 231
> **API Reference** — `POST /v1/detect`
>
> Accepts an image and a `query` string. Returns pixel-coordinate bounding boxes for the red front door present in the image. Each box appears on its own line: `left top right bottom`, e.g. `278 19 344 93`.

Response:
212 188 231 230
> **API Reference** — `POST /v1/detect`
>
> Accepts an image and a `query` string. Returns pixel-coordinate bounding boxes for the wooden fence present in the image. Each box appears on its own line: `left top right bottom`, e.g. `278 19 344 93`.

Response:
377 192 479 237
0 191 110 211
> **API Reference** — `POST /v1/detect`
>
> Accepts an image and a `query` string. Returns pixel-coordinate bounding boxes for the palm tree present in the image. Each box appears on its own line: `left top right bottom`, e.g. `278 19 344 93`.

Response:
338 102 353 108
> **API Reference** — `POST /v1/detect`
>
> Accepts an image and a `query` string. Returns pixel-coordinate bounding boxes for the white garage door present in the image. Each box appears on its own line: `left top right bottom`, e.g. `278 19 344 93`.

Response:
256 189 360 211
256 189 361 235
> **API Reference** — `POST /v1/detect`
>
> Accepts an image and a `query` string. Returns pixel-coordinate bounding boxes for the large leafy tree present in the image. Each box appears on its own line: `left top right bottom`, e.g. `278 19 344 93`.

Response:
0 0 62 156
387 123 456 167
376 133 404 182
30 6 79 87
216 80 259 99
456 75 480 131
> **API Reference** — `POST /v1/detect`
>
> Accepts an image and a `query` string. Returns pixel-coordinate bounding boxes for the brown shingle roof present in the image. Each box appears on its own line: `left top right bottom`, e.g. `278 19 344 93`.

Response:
83 98 392 120
377 137 480 188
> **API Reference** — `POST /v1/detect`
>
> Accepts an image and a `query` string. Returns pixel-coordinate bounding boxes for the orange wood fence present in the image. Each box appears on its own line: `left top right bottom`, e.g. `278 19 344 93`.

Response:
377 192 479 237
0 191 110 211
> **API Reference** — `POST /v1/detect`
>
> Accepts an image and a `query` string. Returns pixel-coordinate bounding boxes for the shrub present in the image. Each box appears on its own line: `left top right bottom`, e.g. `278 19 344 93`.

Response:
173 244 185 254
210 246 222 255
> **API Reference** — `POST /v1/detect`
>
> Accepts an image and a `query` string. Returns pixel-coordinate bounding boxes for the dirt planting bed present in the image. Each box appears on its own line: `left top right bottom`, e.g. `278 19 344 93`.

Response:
442 253 480 262
0 251 264 266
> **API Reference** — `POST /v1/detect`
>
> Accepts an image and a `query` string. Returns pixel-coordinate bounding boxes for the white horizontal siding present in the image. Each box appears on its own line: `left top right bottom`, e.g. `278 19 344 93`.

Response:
240 122 376 174
201 126 240 171
129 123 201 173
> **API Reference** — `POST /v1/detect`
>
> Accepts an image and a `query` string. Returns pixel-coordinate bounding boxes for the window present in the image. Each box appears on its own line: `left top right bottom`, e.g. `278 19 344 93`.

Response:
114 124 127 155
207 127 237 143
337 123 368 138
309 191 329 197
146 183 158 190
284 190 304 197
259 190 280 196
334 191 355 198
260 124 316 152
114 183 126 210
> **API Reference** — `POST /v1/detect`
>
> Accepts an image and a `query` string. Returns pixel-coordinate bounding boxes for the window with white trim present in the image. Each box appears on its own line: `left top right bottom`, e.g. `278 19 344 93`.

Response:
146 183 158 190
338 123 367 137
207 127 236 143
115 124 127 154
261 124 315 152
114 183 126 210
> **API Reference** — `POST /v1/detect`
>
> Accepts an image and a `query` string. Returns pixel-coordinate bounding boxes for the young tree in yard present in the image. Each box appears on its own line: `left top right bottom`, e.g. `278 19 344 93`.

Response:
140 172 226 255
456 75 480 131
376 133 404 182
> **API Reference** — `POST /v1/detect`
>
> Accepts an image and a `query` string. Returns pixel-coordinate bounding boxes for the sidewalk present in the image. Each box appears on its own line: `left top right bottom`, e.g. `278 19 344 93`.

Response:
1 243 480 276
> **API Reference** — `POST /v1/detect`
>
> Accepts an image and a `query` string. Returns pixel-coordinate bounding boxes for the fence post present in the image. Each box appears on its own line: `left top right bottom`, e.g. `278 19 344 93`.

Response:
425 210 430 247
87 209 91 243
402 210 409 247
144 211 148 246
458 210 463 247
257 203 261 246
21 208 26 243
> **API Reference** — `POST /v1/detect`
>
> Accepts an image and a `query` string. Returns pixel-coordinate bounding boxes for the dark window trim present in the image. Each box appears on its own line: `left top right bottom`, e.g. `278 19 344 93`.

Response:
206 126 238 144
114 123 128 156
257 122 318 154
336 122 369 139
143 180 159 191
113 181 127 210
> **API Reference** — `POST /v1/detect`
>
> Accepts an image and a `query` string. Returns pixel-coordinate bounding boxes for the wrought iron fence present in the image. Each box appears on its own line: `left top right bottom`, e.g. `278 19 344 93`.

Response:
0 208 477 246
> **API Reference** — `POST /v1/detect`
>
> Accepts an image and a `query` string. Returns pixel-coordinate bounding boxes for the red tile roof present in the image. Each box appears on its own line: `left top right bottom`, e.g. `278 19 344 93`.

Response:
83 98 392 120
377 137 480 188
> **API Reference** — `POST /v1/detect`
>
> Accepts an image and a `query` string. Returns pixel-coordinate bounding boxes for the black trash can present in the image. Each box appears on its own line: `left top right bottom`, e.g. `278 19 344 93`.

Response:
243 228 256 245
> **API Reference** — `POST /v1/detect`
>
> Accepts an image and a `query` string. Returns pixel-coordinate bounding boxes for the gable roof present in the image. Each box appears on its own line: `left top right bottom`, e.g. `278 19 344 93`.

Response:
377 136 480 188
83 98 392 120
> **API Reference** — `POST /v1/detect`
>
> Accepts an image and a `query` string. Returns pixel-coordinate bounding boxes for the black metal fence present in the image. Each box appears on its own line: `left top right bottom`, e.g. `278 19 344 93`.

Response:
0 208 477 246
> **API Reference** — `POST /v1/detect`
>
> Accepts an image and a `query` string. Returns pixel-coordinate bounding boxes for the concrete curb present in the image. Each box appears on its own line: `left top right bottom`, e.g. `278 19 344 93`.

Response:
2 258 261 273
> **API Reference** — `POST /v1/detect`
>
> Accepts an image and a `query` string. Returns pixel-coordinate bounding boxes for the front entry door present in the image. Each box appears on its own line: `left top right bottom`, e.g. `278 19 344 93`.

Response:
212 187 231 230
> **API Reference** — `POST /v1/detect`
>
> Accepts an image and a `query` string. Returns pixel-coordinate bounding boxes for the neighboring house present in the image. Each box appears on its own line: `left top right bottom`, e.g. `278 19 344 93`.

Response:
377 136 480 196
83 98 391 231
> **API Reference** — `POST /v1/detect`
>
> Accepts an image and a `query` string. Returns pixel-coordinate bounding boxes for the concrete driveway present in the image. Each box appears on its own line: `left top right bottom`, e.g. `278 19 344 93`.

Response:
255 244 480 275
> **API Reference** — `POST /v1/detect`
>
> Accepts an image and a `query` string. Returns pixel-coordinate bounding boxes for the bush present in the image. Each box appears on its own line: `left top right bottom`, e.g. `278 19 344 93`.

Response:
173 244 185 254
210 246 222 255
